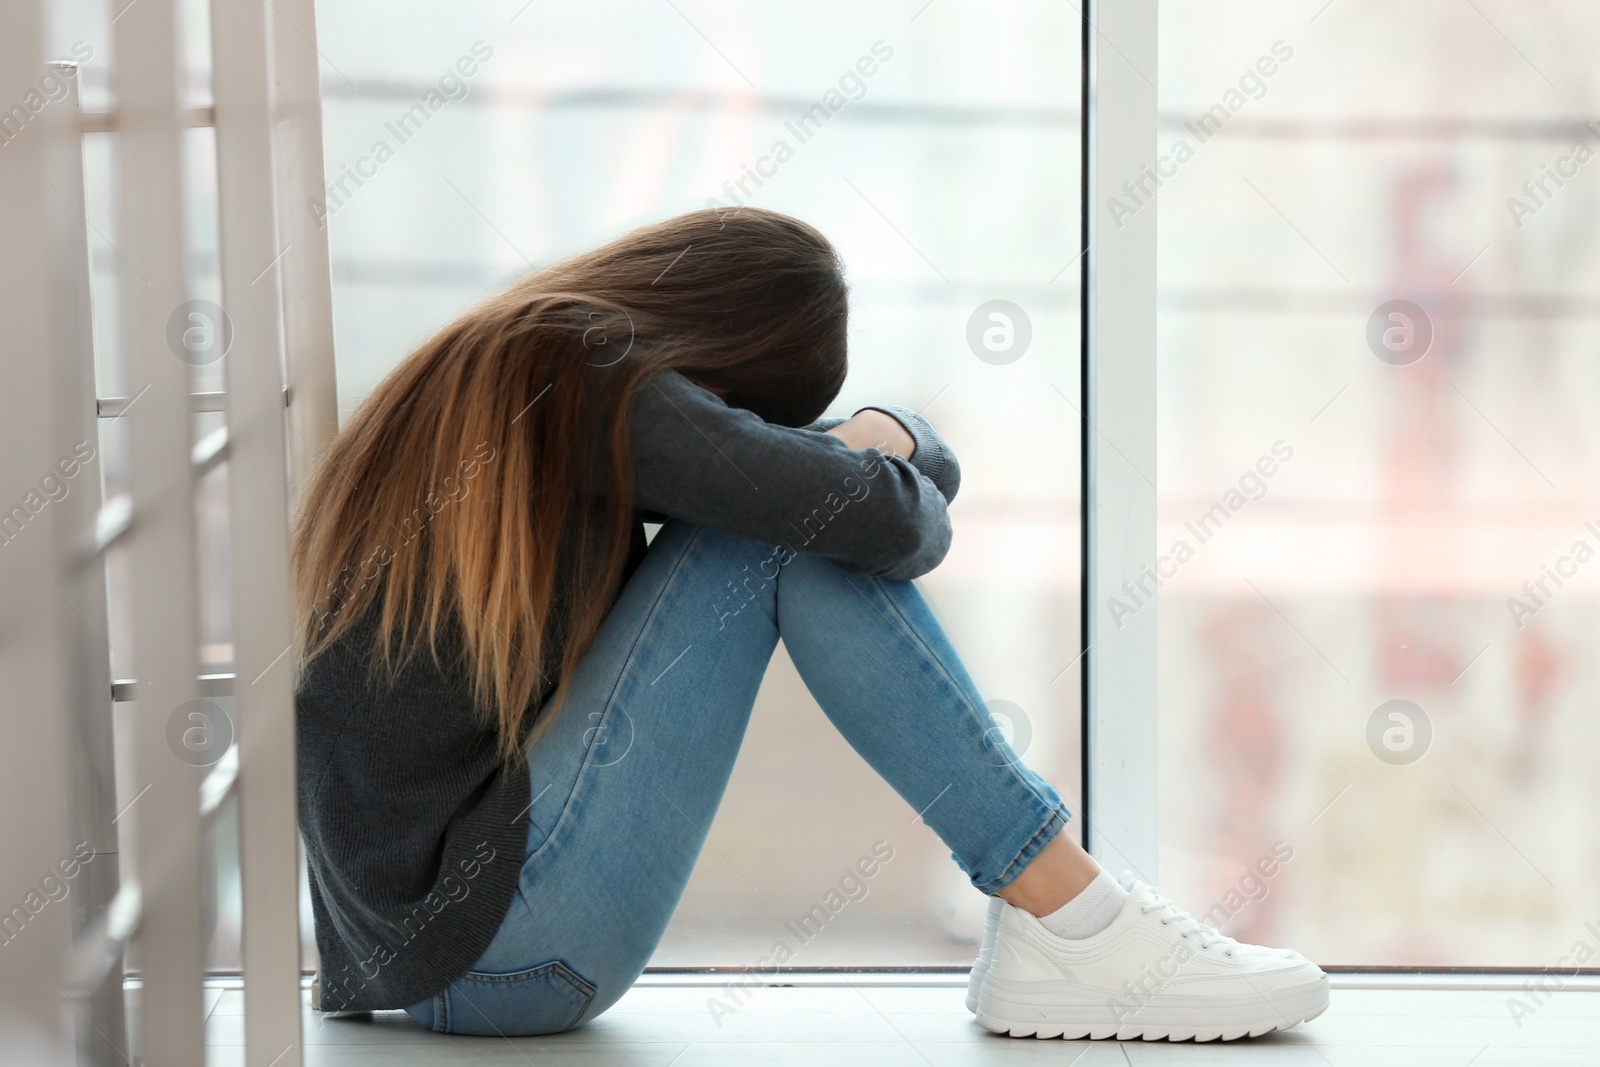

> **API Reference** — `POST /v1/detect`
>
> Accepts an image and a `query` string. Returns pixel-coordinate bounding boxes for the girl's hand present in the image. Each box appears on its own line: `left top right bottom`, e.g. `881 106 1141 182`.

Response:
825 409 915 460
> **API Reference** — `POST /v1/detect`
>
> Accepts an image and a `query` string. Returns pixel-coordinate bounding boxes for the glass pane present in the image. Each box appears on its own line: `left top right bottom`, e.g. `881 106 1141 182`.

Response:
1157 1 1599 965
316 0 1082 966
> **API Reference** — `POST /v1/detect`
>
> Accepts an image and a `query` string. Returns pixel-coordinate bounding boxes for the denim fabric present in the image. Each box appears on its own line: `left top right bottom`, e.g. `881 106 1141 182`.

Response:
405 520 1070 1036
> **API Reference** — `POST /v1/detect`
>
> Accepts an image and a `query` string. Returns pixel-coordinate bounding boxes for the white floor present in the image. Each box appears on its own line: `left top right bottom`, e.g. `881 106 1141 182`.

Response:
164 976 1600 1066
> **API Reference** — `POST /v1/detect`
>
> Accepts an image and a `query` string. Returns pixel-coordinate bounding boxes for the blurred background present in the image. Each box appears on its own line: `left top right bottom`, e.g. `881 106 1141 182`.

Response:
1155 0 1600 967
52 0 1598 973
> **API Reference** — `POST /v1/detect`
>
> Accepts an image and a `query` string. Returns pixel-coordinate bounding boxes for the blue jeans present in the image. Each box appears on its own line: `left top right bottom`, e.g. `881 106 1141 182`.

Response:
404 520 1070 1036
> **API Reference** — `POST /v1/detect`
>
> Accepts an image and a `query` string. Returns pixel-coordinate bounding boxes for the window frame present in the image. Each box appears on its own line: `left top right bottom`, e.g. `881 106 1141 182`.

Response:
1079 0 1160 883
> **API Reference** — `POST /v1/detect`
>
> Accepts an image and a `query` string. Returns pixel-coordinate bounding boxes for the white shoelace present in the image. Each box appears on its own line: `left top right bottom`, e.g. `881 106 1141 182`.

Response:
1138 889 1238 955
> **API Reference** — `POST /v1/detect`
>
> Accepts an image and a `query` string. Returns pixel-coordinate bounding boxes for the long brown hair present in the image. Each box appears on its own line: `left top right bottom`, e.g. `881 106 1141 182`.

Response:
292 208 848 766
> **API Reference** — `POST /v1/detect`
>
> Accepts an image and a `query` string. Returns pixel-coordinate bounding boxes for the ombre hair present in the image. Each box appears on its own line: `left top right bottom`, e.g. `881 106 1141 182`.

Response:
292 208 848 766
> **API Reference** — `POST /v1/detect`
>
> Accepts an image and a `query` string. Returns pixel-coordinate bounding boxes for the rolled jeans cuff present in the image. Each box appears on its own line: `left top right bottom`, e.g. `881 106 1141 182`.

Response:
970 800 1074 895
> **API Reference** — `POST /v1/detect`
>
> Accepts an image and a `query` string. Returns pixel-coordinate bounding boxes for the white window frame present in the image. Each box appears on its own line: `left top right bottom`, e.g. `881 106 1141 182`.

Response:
1080 0 1159 882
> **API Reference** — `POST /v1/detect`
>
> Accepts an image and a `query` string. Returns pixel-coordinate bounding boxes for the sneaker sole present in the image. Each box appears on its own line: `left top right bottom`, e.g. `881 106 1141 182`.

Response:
974 974 1329 1041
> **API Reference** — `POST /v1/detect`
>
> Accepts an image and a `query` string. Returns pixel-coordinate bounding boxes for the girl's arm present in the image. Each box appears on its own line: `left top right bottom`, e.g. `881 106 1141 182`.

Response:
628 370 960 580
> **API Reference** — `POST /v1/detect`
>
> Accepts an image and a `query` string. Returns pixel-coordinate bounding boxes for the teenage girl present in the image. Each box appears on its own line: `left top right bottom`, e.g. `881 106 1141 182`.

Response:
292 207 1326 1041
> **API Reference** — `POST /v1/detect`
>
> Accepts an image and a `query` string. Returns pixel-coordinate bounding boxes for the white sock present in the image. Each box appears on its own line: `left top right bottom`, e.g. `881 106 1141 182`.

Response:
1037 870 1127 940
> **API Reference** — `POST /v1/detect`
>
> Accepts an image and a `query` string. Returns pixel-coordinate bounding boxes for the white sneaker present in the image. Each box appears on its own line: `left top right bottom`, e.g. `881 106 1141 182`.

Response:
964 895 1005 1012
972 876 1328 1041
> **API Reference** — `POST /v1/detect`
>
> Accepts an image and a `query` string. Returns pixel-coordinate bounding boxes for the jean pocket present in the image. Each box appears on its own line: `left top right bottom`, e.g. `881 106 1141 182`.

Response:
440 958 597 1036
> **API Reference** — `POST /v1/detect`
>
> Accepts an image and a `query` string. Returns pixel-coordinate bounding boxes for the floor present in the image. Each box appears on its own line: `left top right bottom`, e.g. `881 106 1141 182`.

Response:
154 975 1600 1066
647 913 980 966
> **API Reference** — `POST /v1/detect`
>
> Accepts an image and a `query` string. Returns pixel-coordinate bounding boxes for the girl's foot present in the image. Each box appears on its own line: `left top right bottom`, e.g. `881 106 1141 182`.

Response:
970 874 1328 1041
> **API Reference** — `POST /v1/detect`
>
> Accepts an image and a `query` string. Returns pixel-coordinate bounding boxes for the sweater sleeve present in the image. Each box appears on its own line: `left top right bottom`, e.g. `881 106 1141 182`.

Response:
856 404 961 503
629 371 957 580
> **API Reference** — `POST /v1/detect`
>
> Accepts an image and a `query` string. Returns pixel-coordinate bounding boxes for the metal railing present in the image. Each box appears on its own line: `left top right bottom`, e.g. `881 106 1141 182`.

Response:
1 0 338 1062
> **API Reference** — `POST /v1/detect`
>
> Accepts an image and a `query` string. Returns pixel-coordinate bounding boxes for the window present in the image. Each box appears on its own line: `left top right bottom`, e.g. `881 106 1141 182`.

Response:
314 0 1082 966
1155 0 1600 965
55 0 1591 983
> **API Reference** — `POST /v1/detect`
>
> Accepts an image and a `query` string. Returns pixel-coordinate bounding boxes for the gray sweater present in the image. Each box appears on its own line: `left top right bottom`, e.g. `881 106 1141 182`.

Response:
297 369 961 1012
